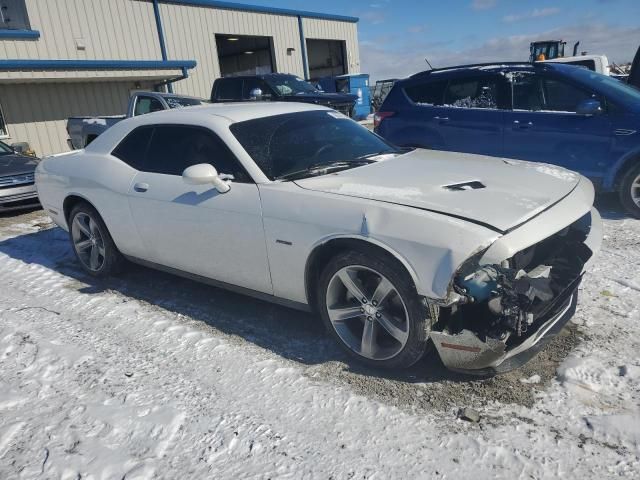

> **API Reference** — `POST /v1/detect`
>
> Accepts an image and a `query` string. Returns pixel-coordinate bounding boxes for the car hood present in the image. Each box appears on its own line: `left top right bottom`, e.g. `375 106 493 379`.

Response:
0 154 39 176
294 149 581 233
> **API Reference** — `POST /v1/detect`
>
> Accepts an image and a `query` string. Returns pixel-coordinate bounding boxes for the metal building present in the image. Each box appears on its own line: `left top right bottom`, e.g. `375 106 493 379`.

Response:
0 0 360 156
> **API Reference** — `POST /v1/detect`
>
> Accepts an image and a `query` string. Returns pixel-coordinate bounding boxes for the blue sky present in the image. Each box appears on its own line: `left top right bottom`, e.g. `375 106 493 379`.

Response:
229 0 640 81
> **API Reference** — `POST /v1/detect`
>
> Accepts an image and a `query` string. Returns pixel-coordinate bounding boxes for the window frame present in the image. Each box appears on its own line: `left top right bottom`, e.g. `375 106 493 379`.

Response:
111 123 254 183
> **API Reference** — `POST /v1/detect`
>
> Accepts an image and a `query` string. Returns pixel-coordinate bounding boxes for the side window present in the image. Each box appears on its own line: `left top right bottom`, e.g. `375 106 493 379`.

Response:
511 72 543 111
111 127 153 169
541 77 592 112
242 79 272 100
404 80 447 105
134 96 164 116
444 76 499 109
215 79 242 100
144 125 250 182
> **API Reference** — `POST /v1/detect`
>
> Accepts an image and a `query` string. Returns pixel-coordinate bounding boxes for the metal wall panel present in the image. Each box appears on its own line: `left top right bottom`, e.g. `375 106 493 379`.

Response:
0 0 162 64
160 2 304 98
302 18 360 75
0 80 154 156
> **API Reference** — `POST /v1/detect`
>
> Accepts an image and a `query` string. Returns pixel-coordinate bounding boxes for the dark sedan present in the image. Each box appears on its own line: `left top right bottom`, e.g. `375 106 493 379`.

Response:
0 140 40 212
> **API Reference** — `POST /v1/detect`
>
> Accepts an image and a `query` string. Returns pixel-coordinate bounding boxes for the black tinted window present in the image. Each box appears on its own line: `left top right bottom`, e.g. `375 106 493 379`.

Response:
215 79 242 100
542 77 592 112
144 125 249 181
511 72 593 112
444 76 499 109
242 78 268 99
404 80 447 105
230 110 398 180
111 127 153 169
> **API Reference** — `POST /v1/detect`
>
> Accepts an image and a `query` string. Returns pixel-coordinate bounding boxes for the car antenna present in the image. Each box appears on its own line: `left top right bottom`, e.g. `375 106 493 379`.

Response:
425 57 435 70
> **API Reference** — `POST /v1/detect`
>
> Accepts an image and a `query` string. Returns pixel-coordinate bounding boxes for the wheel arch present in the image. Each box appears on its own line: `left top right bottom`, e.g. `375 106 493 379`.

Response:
605 147 640 191
304 235 421 310
63 194 99 229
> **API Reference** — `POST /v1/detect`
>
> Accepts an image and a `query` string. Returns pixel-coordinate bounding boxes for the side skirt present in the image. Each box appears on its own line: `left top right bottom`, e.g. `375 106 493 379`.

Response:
123 255 312 313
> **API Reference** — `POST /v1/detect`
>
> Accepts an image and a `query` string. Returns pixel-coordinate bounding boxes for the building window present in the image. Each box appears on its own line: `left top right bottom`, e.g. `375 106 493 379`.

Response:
0 1 31 30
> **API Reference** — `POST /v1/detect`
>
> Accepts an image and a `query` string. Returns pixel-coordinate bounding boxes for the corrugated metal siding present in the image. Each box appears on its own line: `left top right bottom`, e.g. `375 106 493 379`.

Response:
160 2 305 98
302 18 360 74
0 0 161 62
0 68 184 82
0 80 154 156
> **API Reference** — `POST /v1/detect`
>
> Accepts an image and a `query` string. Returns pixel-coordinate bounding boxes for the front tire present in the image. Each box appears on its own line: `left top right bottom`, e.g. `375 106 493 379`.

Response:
69 203 124 277
619 163 640 219
317 250 431 369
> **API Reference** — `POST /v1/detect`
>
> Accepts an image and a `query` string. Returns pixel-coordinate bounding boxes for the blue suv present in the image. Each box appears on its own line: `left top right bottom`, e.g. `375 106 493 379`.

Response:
375 62 640 217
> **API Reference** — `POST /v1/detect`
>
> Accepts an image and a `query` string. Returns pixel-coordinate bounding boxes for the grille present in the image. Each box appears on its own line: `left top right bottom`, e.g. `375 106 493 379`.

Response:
0 173 35 188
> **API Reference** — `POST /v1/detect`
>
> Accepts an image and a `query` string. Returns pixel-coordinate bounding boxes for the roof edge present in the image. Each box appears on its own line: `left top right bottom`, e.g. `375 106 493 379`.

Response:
0 59 197 71
157 0 359 23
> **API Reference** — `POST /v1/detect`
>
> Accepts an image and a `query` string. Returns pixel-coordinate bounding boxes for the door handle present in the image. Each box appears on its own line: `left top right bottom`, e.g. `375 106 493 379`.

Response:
433 116 450 123
133 182 149 193
513 120 533 129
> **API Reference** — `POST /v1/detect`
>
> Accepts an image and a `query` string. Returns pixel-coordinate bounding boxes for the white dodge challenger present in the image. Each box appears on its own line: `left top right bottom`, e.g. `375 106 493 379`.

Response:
36 102 602 373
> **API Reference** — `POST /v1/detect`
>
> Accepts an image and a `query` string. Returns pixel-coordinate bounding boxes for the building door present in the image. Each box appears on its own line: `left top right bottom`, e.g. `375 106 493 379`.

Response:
215 34 275 77
306 39 346 81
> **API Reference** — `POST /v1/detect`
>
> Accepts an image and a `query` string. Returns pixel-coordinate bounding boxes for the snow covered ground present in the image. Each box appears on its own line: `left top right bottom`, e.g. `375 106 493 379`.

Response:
0 200 639 479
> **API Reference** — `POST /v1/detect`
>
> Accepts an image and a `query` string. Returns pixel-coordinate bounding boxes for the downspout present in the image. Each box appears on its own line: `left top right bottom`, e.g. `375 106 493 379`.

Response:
297 15 309 80
154 67 189 92
152 0 172 92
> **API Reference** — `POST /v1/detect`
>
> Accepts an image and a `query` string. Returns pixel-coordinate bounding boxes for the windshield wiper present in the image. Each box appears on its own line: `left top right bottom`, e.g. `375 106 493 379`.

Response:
275 160 374 181
356 150 398 160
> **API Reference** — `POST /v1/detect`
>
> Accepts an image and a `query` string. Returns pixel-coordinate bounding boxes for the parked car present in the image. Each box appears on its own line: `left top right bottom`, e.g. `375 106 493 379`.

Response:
36 103 601 374
67 91 205 150
0 140 40 212
375 62 640 217
210 73 358 117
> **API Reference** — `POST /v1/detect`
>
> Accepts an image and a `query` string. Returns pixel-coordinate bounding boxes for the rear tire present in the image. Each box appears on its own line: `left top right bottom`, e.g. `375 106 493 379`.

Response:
317 250 431 369
69 203 124 277
619 163 640 219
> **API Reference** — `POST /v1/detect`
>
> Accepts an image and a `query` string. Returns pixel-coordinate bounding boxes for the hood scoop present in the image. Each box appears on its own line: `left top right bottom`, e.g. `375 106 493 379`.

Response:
443 181 486 191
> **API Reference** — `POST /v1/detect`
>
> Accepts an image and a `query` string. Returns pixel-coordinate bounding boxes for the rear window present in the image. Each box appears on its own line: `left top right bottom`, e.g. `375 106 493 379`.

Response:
215 79 242 100
404 80 447 105
111 127 153 169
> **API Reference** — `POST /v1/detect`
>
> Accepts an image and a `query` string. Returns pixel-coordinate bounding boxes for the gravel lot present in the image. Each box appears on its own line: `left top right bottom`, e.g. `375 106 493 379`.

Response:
0 197 638 478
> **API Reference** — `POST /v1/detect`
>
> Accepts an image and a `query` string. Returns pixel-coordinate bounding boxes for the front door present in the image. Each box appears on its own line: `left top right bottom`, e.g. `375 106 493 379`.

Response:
502 71 612 180
126 124 272 294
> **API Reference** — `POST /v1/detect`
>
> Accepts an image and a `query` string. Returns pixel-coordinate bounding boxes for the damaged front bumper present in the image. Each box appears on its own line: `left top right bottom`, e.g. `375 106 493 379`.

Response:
428 207 601 375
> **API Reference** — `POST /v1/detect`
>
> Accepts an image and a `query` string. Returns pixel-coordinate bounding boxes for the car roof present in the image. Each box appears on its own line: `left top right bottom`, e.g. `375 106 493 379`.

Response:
402 61 575 83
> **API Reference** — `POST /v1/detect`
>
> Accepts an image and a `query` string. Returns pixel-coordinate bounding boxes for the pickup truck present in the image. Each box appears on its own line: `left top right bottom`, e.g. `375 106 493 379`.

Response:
210 73 358 117
67 91 204 149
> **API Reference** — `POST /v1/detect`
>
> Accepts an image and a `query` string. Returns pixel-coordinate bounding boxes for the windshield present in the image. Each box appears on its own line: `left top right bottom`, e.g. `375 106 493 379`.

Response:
230 110 399 180
265 76 319 96
0 141 13 155
165 96 204 109
563 67 640 107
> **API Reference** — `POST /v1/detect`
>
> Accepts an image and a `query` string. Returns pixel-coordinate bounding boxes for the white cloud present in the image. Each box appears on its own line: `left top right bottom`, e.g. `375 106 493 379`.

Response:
360 23 640 81
407 24 428 34
503 7 561 23
471 0 497 10
362 10 386 25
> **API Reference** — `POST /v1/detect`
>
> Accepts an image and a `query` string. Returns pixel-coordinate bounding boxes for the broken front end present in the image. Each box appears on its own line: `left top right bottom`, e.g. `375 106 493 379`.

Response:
429 209 601 374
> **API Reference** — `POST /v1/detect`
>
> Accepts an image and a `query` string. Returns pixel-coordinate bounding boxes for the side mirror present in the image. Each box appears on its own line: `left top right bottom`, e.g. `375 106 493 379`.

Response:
182 163 231 193
576 99 603 116
249 88 263 101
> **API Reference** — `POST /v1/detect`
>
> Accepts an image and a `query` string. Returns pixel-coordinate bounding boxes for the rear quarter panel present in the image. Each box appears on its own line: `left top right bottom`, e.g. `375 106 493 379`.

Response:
36 151 146 258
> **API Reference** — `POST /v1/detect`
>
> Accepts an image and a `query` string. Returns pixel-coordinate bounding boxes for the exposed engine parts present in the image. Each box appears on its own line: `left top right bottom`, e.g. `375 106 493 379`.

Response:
455 264 554 338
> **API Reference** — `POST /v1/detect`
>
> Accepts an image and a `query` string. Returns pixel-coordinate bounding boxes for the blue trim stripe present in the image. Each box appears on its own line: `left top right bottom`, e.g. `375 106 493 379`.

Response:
158 0 358 23
0 60 197 70
0 29 40 39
